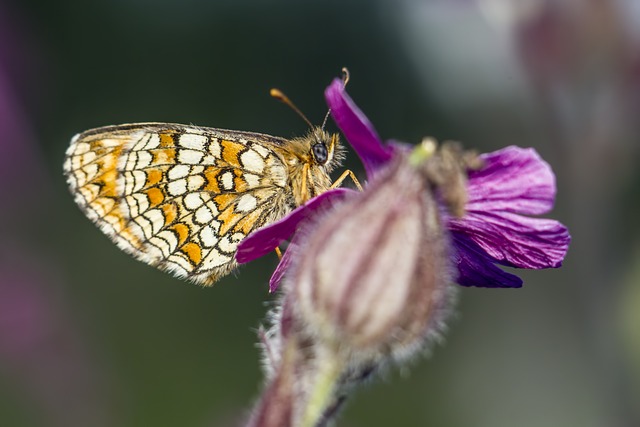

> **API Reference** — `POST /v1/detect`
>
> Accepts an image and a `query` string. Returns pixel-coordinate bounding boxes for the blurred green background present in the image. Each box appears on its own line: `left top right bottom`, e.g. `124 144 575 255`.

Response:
1 0 639 426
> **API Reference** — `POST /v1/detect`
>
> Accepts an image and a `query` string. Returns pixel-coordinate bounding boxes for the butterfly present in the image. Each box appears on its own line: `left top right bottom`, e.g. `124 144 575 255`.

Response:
63 98 347 285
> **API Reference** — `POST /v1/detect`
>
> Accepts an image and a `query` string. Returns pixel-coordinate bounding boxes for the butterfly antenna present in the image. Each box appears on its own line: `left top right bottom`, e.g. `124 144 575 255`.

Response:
270 88 314 129
321 108 331 131
321 67 351 131
272 69 351 132
341 67 350 86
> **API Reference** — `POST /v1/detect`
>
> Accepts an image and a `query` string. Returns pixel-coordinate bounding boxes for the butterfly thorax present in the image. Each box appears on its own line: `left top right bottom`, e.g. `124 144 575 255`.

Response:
279 128 343 206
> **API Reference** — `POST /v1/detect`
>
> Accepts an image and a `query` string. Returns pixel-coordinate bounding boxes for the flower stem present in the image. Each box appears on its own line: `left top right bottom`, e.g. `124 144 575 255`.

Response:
300 348 344 427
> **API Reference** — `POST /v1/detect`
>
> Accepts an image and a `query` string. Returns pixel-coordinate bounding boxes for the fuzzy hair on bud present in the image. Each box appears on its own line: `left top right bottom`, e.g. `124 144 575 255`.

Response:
289 142 476 365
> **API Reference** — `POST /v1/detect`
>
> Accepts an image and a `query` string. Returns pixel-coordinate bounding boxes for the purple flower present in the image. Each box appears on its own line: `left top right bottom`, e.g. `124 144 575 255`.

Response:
237 78 570 290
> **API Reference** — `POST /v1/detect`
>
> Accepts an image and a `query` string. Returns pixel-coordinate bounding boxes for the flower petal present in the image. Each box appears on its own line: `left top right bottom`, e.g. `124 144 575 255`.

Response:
450 146 570 270
450 211 570 269
452 233 523 288
269 243 296 293
467 146 557 215
324 78 393 177
235 188 354 264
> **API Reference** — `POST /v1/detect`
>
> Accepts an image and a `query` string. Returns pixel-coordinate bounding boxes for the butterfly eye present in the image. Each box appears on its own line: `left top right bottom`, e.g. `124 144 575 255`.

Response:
312 142 328 164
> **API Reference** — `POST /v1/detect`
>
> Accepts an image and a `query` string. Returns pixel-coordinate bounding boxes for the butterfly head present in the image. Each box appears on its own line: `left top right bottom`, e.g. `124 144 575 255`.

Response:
309 127 344 173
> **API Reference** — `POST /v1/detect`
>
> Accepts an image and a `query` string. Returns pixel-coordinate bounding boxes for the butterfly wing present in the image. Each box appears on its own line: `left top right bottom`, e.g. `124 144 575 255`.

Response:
64 123 294 285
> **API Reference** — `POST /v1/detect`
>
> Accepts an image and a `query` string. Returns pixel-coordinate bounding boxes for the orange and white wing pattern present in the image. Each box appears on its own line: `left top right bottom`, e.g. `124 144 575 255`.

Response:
64 123 294 285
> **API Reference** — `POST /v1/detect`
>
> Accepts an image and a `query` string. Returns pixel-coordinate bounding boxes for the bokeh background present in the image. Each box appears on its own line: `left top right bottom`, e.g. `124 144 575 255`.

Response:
1 0 639 426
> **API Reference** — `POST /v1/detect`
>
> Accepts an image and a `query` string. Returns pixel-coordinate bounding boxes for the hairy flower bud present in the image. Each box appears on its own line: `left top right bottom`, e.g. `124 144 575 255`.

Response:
290 141 473 363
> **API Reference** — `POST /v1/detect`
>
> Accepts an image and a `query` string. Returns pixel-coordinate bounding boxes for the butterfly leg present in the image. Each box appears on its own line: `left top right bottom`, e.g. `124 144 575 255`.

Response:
300 162 310 203
331 169 362 191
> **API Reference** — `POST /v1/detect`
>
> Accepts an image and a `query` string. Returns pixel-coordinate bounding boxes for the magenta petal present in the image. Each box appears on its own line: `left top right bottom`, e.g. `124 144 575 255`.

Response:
467 146 557 215
268 244 296 293
235 188 354 264
324 78 393 177
452 233 523 288
450 211 570 269
450 145 570 270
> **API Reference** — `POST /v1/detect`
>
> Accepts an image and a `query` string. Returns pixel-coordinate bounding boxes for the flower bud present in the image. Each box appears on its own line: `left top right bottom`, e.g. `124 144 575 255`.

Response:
290 141 470 363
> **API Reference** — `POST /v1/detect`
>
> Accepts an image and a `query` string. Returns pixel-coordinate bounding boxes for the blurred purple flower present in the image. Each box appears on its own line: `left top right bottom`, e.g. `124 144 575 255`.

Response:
237 78 570 289
0 6 43 203
0 6 112 425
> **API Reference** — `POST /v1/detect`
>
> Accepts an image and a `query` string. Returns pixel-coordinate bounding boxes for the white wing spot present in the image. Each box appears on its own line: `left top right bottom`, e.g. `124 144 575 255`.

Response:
220 171 234 190
143 134 160 150
205 200 219 216
135 151 153 168
200 225 218 247
244 173 260 188
168 165 190 180
73 142 90 155
178 149 204 164
187 175 205 191
168 179 187 196
195 205 214 224
79 151 97 165
209 138 221 158
240 150 265 174
236 194 257 213
179 133 207 151
218 234 240 254
252 145 270 157
202 155 217 165
184 193 203 210
100 138 123 149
